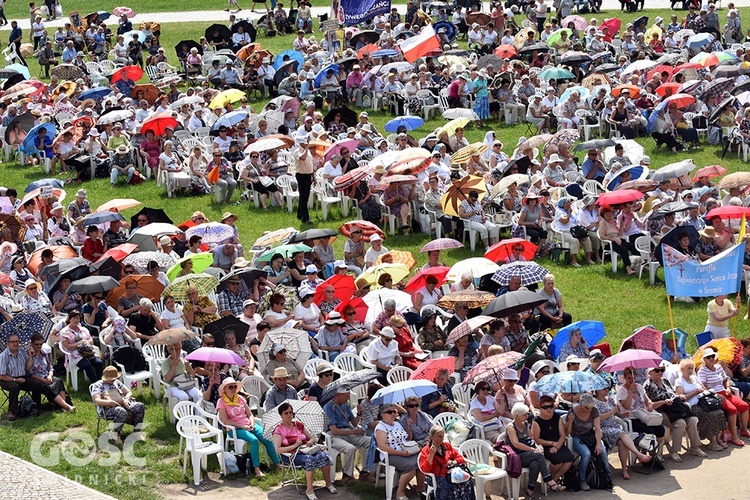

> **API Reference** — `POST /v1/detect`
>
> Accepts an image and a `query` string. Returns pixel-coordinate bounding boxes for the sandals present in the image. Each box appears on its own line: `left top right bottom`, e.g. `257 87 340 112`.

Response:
326 485 338 494
546 482 566 493
730 438 745 447
709 443 724 452
525 488 538 500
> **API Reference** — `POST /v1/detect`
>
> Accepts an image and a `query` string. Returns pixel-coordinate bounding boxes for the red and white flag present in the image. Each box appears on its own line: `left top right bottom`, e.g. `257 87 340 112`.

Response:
399 25 441 63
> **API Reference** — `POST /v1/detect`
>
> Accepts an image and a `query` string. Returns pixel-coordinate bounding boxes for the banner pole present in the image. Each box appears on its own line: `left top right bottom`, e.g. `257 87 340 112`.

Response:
667 293 676 346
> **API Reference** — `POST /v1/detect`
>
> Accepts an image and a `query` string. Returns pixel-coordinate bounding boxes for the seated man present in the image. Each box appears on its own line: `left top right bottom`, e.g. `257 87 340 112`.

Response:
323 388 374 483
128 298 163 341
91 365 146 445
211 243 237 273
263 366 298 412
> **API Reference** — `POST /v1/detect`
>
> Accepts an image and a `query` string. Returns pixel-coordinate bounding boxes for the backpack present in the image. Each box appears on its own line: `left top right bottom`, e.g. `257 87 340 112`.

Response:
562 456 581 492
18 395 39 418
112 346 148 374
585 452 613 490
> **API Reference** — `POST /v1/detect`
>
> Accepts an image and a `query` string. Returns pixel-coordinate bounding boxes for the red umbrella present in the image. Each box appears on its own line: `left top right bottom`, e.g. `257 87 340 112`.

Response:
333 164 374 192
95 242 139 263
599 18 621 35
611 84 641 98
110 65 144 83
339 220 385 242
620 326 663 355
484 238 537 264
692 165 727 182
333 296 368 323
494 44 517 58
404 266 450 293
596 189 645 207
663 93 696 109
141 112 179 136
357 43 380 59
705 205 750 220
313 274 356 305
410 356 456 381
654 82 680 97
0 273 13 286
420 238 464 252
674 62 703 72
388 156 431 176
646 65 675 82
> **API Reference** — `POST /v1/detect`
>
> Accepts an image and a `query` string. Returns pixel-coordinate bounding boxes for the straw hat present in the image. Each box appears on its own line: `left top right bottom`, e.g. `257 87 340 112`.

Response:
102 365 121 382
218 377 241 398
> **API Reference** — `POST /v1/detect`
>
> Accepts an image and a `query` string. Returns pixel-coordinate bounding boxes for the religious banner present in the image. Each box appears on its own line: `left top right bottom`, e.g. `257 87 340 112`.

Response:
663 242 744 297
340 0 390 26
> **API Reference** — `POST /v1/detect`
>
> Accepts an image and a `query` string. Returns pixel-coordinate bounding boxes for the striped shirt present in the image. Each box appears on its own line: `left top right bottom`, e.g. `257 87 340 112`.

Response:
0 348 28 377
697 365 727 393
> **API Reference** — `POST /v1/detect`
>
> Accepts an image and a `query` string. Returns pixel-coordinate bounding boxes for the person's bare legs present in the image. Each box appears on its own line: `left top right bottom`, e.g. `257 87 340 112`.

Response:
396 470 416 498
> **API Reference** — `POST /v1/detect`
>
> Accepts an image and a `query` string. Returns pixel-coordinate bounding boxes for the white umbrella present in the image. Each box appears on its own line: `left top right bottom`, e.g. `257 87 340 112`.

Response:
256 327 313 375
249 110 284 134
620 59 659 79
442 109 480 120
169 95 204 110
603 139 645 165
446 257 500 282
134 222 182 237
490 173 531 199
97 109 134 125
261 399 325 439
362 288 413 326
245 137 287 154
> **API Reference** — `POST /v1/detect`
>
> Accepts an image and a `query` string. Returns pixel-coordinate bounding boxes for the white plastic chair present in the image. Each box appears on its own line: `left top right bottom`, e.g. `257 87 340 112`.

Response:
359 348 375 369
241 375 270 417
583 179 606 197
175 416 226 486
111 355 154 394
417 89 440 120
311 180 341 221
172 401 220 468
303 358 327 384
275 174 300 213
217 409 248 454
635 235 660 285
386 365 413 385
58 341 100 392
459 439 510 500
142 344 168 399
432 411 464 430
599 239 620 273
452 383 474 418
157 370 185 423
333 352 364 373
374 447 398 500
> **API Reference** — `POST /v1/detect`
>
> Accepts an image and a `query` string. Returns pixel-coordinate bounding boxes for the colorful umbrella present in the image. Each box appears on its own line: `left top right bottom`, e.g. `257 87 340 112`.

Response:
534 370 610 395
620 325 663 355
0 312 53 350
438 290 495 310
27 244 76 275
166 253 214 281
611 84 641 98
388 156 431 176
693 337 743 371
404 266 450 293
162 273 219 302
141 112 179 136
655 82 681 97
122 251 175 273
209 88 246 109
597 349 663 373
446 315 495 344
548 321 606 359
446 257 499 282
375 250 417 270
251 227 298 249
545 29 572 48
371 380 438 405
490 261 548 287
333 164 374 192
450 144 487 165
705 205 750 220
334 296 368 323
105 274 164 307
256 243 312 261
420 239 463 253
436 117 470 138
313 274 355 305
410 357 455 381
561 15 587 31
357 263 411 288
96 242 139 264
599 18 621 35
440 175 487 217
185 222 234 244
324 138 359 162
485 239 537 264
699 77 735 102
494 44 517 59
109 65 143 83
339 220 385 242
379 174 418 186
463 351 524 386
538 67 575 81
185 346 245 366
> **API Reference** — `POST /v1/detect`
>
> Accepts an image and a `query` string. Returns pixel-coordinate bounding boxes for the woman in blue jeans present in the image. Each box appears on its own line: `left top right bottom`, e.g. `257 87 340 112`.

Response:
565 393 610 491
217 378 280 477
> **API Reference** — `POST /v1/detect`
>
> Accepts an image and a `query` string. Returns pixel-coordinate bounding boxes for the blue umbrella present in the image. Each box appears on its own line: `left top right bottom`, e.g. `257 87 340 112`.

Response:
82 211 126 226
0 312 53 350
21 123 55 155
606 164 648 190
122 29 147 44
79 87 112 101
314 64 339 88
384 115 424 133
372 49 400 58
212 110 250 130
433 21 457 42
538 67 575 80
5 64 30 80
371 379 438 405
97 11 111 22
25 178 64 193
559 85 590 104
533 370 610 395
548 320 606 359
273 49 304 70
647 100 669 134
686 33 713 51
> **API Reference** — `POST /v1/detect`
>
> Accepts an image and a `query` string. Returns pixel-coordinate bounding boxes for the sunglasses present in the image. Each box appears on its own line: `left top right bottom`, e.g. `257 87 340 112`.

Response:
351 230 362 235
705 355 716 359
478 386 490 391
406 404 419 408
204 342 215 346
383 410 397 415
653 368 665 373
540 404 554 410
319 371 333 377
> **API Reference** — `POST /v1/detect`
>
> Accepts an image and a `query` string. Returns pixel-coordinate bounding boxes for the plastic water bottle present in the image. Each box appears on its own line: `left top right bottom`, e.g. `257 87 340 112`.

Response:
245 456 251 477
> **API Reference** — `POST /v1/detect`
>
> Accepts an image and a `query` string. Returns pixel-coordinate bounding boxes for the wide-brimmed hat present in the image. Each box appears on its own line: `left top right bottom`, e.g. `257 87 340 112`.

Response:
316 362 334 375
548 153 563 164
699 227 716 239
232 257 251 269
218 377 241 397
272 366 290 378
221 211 237 222
325 311 345 325
502 368 519 381
102 365 121 382
76 188 87 198
531 359 556 376
116 144 128 154
702 347 717 359
380 326 396 339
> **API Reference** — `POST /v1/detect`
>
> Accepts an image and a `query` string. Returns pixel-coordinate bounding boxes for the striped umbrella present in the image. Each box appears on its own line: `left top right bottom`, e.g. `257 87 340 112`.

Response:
420 238 464 252
339 220 385 242
693 337 743 371
251 227 298 249
162 273 219 302
491 261 548 287
388 155 432 176
379 174 418 186
374 250 417 270
333 164 373 191
451 143 486 164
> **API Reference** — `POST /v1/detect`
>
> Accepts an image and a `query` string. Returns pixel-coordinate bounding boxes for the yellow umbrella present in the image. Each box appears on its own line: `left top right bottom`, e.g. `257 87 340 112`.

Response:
440 175 488 217
436 118 470 138
375 250 417 271
450 143 488 165
209 88 246 109
645 25 663 42
514 28 537 50
52 80 77 99
357 263 411 289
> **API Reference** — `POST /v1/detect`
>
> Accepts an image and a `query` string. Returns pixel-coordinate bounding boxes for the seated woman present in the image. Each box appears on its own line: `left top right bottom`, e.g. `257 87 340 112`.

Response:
675 358 728 452
565 392 611 491
217 377 280 479
296 289 324 337
593 387 653 480
161 342 201 404
419 425 476 500
598 207 637 275
616 366 667 452
160 140 190 193
26 333 76 412
316 311 355 362
390 314 426 370
552 198 592 268
531 396 575 484
375 403 425 499
340 304 371 349
272 401 336 500
306 362 334 403
201 361 226 410
650 106 681 153
480 320 511 358
101 315 138 354
470 380 504 442
448 331 479 381
60 310 104 383
264 343 307 390
528 360 555 411
536 274 572 331
91 365 146 445
139 129 162 173
506 402 565 497
417 310 446 353
555 327 589 364
21 279 53 315
644 363 704 462
399 396 433 447
697 347 750 447
413 275 442 310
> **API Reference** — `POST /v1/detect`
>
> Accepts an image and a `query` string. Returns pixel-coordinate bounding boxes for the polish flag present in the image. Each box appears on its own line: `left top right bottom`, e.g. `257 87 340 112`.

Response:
399 25 441 63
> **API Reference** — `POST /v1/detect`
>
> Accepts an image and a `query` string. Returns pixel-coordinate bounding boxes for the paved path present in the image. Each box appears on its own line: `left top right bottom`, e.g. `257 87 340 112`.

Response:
0 450 117 500
0 1 677 31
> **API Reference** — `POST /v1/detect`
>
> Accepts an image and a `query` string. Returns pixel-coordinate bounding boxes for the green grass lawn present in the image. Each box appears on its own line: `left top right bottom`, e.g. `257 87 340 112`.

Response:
2 6 750 499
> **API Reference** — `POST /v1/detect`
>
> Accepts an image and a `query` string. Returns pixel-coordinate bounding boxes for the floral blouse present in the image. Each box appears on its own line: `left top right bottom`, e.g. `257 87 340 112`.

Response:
643 378 677 403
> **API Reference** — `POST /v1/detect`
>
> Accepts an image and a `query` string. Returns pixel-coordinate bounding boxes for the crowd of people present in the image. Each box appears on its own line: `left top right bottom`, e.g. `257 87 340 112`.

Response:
2 0 750 498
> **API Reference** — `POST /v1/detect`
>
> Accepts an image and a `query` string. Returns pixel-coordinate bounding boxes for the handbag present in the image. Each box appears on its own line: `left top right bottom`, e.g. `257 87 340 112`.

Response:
697 390 722 412
298 444 322 455
570 225 589 240
633 408 664 426
172 373 195 391
77 343 95 359
401 440 421 456
659 399 693 423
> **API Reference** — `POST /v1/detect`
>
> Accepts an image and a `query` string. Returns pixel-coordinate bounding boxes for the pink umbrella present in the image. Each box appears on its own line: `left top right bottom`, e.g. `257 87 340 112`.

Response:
410 357 455 381
379 174 418 186
420 238 464 252
597 349 662 373
324 138 359 161
561 15 588 31
446 315 496 344
113 6 136 18
620 326 663 355
185 347 246 366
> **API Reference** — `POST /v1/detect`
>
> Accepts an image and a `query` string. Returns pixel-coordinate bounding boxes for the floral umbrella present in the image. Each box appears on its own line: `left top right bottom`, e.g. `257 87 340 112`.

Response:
0 312 53 349
693 337 743 371
619 325 663 355
438 290 495 310
122 251 175 273
446 315 495 344
252 227 298 249
162 273 219 302
440 175 487 217
185 222 234 244
464 351 524 385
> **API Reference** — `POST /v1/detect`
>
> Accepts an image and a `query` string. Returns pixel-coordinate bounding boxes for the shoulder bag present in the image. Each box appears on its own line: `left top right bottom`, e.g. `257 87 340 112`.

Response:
697 390 722 412
633 408 664 426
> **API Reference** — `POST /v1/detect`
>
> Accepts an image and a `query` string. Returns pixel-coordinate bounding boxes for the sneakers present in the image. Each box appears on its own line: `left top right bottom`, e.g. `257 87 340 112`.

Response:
580 481 590 491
